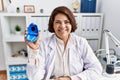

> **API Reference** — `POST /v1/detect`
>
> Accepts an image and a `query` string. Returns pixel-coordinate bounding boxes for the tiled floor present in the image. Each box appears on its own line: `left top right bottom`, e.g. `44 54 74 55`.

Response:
0 70 7 80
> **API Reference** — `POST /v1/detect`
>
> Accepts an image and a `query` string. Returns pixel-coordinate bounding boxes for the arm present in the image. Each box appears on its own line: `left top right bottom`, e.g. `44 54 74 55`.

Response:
26 47 45 80
71 39 103 80
24 31 45 80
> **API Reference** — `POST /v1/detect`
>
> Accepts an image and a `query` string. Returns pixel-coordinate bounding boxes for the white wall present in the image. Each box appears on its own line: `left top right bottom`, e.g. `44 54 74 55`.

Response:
101 0 120 57
5 0 102 13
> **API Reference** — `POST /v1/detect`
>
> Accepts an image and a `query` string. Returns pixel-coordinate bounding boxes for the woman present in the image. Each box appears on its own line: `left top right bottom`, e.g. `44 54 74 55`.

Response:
25 6 102 80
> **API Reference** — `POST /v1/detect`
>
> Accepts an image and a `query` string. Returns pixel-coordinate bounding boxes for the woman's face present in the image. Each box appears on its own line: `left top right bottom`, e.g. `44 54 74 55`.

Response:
53 13 72 40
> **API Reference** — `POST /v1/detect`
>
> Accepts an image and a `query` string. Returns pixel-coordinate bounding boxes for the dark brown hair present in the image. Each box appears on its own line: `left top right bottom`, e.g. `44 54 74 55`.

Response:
48 6 77 33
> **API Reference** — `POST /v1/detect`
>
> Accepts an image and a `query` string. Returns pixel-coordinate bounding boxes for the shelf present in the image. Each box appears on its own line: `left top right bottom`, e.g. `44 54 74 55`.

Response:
4 34 24 42
7 56 27 65
0 13 103 16
0 13 51 17
82 35 99 40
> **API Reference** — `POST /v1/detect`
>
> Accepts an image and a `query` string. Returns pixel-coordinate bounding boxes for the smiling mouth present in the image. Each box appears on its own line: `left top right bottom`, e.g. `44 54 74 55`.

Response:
58 29 66 33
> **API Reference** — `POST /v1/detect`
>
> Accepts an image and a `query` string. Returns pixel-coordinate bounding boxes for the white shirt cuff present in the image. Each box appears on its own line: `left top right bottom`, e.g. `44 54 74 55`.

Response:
28 48 40 66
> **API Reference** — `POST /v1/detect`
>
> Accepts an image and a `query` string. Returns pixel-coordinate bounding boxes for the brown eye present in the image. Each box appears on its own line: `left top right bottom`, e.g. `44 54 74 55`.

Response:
56 22 60 23
65 20 70 24
55 21 61 24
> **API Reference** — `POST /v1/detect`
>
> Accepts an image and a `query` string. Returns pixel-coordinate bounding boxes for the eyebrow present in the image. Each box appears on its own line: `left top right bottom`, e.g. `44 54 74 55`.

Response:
54 19 69 21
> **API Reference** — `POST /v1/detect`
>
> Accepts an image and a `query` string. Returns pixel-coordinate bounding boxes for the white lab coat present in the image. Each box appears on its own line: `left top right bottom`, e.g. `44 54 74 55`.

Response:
27 33 103 80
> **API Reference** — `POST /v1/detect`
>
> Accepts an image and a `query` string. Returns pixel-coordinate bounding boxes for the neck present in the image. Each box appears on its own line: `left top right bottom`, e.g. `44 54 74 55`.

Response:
56 34 70 48
62 35 70 48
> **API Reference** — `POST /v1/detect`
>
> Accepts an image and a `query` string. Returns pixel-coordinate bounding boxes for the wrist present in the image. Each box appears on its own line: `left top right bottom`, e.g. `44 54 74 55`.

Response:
58 76 71 80
66 76 72 80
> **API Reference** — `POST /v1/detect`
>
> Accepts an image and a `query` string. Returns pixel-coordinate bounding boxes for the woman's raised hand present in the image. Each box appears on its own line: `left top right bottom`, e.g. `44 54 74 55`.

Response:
24 30 40 50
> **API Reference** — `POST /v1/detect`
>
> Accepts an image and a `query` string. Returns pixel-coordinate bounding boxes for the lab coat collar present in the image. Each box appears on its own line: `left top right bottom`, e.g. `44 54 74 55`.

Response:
48 34 57 49
48 33 76 50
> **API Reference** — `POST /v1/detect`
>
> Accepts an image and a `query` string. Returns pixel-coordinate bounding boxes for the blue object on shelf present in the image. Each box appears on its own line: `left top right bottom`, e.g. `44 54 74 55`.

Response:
80 0 96 13
26 23 39 42
9 64 29 80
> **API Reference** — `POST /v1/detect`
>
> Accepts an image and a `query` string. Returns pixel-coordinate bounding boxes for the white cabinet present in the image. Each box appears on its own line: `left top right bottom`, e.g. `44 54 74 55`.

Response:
0 13 103 80
0 13 27 80
74 13 103 52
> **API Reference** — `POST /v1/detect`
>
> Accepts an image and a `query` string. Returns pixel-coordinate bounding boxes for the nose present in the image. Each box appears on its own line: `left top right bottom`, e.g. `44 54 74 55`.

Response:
60 22 66 29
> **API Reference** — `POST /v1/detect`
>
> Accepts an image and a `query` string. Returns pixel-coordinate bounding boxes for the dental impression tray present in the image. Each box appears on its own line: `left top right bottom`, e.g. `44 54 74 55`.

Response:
26 23 39 42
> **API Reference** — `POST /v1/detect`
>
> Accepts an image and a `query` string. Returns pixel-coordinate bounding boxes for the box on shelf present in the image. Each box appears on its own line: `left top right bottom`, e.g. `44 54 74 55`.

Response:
80 0 96 13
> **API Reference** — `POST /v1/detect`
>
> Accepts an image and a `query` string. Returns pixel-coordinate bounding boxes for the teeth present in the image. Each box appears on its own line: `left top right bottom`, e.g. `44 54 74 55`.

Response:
59 29 65 32
60 29 65 32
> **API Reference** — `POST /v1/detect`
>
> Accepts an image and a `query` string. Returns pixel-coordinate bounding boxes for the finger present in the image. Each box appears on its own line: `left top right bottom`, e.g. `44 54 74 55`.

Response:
54 78 60 80
38 32 40 41
24 30 27 42
24 35 28 43
35 38 40 45
34 32 40 42
27 42 36 49
28 42 39 50
24 29 27 35
35 32 40 45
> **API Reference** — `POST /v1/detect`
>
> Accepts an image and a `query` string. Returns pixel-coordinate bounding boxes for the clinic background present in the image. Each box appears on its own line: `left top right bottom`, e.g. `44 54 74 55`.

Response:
0 0 120 70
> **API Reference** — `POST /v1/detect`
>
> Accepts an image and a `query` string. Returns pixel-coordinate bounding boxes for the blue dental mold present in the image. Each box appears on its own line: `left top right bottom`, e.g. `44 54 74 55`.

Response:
26 23 39 42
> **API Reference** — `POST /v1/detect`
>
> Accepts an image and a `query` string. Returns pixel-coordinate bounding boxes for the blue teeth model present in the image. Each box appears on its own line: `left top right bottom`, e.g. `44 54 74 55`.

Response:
26 23 39 42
